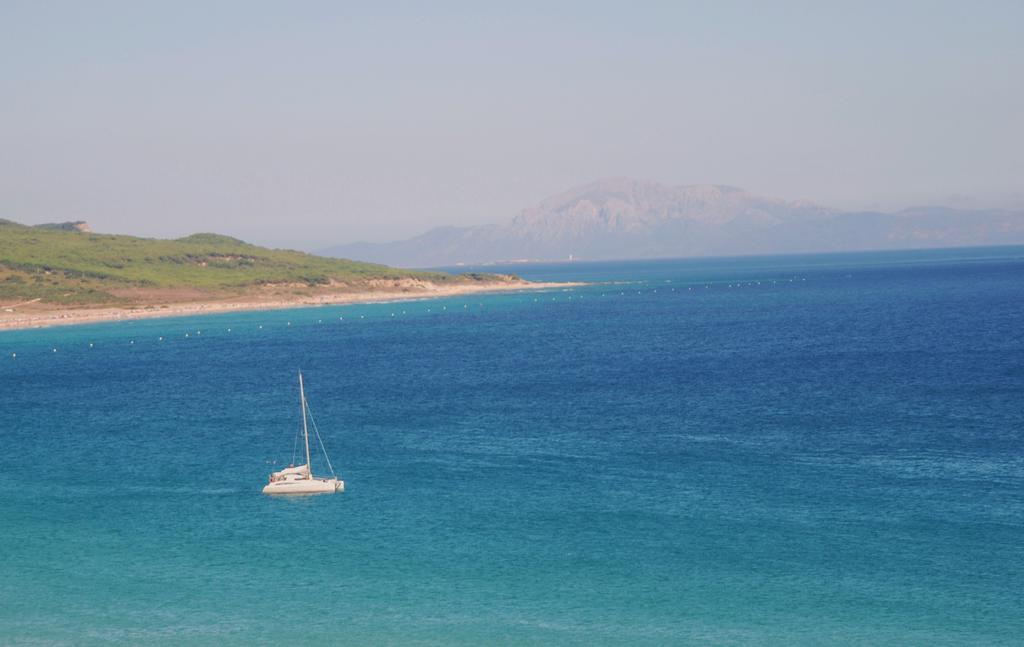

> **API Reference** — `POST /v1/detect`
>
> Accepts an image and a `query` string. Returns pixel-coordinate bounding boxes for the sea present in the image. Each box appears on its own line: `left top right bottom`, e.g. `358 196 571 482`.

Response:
1 247 1022 645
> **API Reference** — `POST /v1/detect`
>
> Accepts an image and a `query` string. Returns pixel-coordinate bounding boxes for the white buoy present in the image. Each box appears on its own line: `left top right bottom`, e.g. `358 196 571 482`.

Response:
185 333 190 337
129 340 134 345
11 353 15 358
89 343 94 348
227 328 232 332
259 325 263 329
53 348 57 353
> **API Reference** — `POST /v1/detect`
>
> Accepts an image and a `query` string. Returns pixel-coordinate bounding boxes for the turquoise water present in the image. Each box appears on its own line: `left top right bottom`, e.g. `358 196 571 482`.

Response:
1 248 1023 645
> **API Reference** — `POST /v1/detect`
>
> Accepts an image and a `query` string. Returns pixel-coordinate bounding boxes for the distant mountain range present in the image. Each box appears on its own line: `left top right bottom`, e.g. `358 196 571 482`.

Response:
321 178 1024 267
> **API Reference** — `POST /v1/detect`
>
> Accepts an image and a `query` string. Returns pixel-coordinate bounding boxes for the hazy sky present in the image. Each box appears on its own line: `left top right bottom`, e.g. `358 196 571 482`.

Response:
2 1 1022 249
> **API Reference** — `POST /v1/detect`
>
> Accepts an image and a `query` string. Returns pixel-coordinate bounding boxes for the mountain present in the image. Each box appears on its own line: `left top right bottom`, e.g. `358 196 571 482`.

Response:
0 219 510 306
321 178 1024 267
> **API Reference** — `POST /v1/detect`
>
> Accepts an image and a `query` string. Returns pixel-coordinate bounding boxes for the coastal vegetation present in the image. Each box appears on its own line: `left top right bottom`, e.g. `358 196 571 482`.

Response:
0 219 505 307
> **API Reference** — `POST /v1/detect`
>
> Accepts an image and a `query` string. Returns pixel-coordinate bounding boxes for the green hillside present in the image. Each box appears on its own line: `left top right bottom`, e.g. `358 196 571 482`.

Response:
0 219 489 306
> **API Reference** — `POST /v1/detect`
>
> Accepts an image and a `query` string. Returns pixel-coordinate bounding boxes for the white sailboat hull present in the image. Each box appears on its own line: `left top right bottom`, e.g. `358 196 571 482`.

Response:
263 477 344 495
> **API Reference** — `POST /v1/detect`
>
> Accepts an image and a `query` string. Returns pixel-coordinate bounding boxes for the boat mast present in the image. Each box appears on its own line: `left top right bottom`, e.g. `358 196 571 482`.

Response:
300 372 311 475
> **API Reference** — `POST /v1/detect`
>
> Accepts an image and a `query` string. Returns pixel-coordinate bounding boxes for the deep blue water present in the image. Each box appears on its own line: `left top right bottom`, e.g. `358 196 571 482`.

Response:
2 247 1023 645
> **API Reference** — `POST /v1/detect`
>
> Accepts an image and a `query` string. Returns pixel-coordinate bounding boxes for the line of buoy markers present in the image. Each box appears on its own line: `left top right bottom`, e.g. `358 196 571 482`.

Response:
5 278 816 358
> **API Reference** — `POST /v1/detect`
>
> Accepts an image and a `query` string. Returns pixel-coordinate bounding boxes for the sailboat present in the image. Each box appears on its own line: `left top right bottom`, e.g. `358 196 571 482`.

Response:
263 372 344 495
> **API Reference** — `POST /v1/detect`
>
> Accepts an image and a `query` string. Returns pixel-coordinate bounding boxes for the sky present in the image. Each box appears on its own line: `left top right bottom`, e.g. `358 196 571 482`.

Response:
1 1 1022 250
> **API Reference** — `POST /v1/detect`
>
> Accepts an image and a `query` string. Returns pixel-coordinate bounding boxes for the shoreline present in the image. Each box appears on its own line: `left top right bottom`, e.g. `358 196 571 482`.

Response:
0 281 580 332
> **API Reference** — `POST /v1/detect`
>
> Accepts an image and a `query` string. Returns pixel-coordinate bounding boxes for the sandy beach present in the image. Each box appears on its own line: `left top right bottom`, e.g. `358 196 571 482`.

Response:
0 280 579 332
